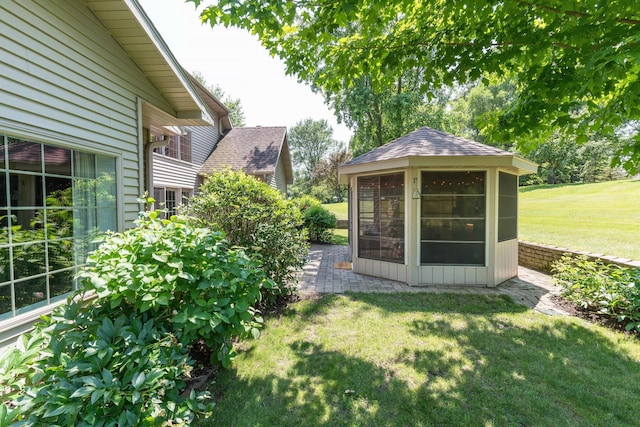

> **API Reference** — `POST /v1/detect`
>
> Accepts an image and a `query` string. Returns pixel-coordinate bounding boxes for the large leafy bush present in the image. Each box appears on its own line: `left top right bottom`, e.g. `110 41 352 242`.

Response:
185 169 308 306
553 255 640 332
79 210 269 365
0 209 270 425
302 205 336 243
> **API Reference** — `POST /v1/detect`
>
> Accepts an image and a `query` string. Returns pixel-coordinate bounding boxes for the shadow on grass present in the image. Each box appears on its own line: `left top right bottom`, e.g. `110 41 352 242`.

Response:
202 293 640 427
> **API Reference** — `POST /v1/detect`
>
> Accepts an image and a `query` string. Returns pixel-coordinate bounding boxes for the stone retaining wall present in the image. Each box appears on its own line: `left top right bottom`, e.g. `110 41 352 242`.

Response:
518 241 640 273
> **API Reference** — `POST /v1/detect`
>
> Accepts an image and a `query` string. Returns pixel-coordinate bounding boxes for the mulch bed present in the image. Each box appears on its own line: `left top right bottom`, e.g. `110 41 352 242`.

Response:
551 295 639 338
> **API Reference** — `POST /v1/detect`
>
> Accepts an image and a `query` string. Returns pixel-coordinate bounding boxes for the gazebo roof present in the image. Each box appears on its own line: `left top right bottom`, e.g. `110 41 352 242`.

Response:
339 127 537 178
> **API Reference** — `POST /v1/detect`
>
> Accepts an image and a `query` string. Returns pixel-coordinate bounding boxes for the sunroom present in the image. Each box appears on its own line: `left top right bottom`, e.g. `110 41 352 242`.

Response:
338 127 537 287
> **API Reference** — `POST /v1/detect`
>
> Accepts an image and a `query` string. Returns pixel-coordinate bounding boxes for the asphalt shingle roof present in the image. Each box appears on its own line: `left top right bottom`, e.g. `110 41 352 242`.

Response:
199 126 288 176
343 126 512 166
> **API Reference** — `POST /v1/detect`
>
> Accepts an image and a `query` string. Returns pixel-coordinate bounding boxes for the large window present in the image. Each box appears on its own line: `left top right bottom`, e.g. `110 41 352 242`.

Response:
0 135 117 320
153 132 192 163
498 172 518 242
357 172 404 263
420 171 485 265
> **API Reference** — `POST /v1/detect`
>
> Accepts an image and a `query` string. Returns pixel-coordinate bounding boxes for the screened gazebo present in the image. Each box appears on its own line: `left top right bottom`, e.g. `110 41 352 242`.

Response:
338 127 538 287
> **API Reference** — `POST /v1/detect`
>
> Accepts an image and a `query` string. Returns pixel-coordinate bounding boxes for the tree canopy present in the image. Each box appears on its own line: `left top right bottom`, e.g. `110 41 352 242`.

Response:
288 118 337 178
190 0 640 173
192 70 247 127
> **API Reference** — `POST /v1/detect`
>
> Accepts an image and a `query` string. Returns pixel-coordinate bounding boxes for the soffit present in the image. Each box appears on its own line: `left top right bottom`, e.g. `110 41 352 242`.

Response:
85 0 213 128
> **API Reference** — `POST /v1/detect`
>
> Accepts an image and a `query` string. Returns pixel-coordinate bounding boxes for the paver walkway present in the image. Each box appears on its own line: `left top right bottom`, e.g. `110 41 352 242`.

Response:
297 244 568 316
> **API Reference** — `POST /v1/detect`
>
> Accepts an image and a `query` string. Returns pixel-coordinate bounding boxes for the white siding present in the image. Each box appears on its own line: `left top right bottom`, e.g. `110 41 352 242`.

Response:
494 239 519 285
0 0 175 226
189 125 219 166
152 126 220 193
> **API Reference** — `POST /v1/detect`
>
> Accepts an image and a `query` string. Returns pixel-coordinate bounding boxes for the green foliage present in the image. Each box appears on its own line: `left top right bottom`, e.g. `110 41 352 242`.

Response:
196 0 640 174
78 210 268 366
6 303 210 426
288 118 336 178
291 195 322 213
185 169 308 306
0 207 273 425
302 205 337 243
553 255 640 332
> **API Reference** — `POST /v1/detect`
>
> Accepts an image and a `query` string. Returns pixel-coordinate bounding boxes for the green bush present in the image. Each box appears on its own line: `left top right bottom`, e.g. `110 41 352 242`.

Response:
302 205 337 243
552 255 640 332
79 209 269 366
0 208 271 425
2 302 209 426
185 169 308 307
291 195 322 214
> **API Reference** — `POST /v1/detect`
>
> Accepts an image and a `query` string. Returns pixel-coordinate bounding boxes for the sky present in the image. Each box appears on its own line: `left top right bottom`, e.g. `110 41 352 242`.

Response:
137 0 353 145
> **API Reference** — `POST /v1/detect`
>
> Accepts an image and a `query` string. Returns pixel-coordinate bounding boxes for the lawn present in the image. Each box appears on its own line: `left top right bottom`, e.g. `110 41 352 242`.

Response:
519 180 640 260
200 293 640 426
323 179 640 260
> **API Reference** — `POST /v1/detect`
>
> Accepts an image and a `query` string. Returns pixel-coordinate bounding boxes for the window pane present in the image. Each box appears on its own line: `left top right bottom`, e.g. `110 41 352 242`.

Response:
357 173 404 263
96 156 116 208
421 171 485 265
166 136 179 159
46 209 73 239
49 269 74 299
0 247 9 283
180 133 192 162
421 242 485 265
422 171 485 194
46 177 72 206
498 172 518 242
8 139 41 172
48 238 73 272
73 151 95 179
10 173 44 207
0 284 11 318
44 145 71 176
166 190 176 216
15 277 47 313
13 242 46 279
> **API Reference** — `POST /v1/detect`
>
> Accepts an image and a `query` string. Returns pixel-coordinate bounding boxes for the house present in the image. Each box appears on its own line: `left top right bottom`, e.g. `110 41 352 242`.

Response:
151 75 233 215
338 127 538 287
199 126 294 194
0 0 216 347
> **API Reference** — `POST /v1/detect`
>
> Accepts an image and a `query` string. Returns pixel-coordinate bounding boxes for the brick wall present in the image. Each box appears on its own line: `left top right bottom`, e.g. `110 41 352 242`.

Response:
518 241 640 273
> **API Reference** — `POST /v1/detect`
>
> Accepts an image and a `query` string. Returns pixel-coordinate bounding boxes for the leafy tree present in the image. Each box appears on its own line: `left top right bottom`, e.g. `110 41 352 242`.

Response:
311 148 351 202
288 118 336 178
192 70 247 127
193 0 640 173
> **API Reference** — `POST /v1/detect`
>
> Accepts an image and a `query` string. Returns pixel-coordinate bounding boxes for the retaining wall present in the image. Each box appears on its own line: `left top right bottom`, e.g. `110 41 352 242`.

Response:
518 241 640 273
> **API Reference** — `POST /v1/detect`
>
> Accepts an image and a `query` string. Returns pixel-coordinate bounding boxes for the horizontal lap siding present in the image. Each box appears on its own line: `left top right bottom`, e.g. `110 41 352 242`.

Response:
0 0 175 226
152 155 200 190
189 126 219 166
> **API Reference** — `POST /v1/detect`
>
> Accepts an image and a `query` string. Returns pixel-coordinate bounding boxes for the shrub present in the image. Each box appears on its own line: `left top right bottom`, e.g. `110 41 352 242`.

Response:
1 208 271 425
79 209 269 366
302 205 337 243
552 255 640 332
291 195 322 214
185 169 308 307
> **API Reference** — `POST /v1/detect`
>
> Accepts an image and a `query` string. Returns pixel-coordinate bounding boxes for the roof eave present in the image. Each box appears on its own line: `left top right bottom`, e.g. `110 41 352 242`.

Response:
339 155 538 179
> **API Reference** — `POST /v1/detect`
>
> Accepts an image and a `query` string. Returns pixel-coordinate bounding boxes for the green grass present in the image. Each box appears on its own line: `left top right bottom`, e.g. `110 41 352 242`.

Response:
519 180 640 260
324 180 640 260
200 293 640 426
330 228 348 245
323 202 348 220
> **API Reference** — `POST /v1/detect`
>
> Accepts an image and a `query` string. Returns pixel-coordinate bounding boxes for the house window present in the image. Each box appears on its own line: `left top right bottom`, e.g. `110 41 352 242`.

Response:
420 171 485 265
498 172 518 242
0 135 117 320
154 188 187 217
357 172 404 263
153 132 192 162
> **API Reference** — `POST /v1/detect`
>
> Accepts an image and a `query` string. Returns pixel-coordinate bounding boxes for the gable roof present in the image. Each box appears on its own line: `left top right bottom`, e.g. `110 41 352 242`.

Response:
339 126 537 177
199 127 294 183
85 0 214 132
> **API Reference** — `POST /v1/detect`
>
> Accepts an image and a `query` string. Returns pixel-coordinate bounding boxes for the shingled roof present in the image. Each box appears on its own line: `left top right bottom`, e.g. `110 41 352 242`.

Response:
199 126 293 183
340 126 537 176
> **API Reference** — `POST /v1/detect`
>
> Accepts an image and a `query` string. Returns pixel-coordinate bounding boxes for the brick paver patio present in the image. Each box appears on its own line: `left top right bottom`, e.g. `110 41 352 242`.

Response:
298 244 568 316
